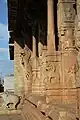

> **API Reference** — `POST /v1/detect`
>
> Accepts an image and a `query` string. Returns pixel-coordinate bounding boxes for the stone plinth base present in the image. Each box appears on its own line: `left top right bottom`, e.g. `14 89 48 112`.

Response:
46 88 77 106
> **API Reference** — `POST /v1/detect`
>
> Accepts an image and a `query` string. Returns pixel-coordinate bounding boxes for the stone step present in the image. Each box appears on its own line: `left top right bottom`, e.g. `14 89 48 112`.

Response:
0 109 21 115
0 113 23 120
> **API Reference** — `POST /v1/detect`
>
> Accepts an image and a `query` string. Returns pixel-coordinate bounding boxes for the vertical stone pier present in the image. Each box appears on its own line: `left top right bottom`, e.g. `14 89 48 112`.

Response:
32 32 36 58
14 39 32 97
75 0 80 117
58 0 77 119
38 22 43 58
14 40 25 97
38 22 47 96
32 26 40 94
46 0 60 103
47 0 55 53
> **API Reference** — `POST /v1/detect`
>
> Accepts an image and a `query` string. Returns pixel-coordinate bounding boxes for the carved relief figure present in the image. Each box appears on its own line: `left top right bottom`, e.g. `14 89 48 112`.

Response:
2 91 21 110
20 46 32 94
44 62 60 84
60 29 74 50
75 13 80 87
63 3 75 21
59 37 69 51
65 65 76 86
63 39 69 50
32 71 40 84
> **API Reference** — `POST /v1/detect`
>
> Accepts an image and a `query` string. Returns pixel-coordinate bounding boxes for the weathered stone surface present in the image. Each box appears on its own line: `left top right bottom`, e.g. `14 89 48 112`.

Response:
0 114 23 120
14 41 25 97
6 0 80 119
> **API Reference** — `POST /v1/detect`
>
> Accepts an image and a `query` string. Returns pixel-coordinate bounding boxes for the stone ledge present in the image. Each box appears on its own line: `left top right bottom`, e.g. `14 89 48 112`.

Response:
0 109 21 115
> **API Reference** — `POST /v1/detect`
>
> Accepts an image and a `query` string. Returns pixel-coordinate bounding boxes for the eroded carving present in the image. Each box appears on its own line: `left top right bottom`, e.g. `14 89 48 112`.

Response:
20 46 32 94
59 28 75 51
46 62 56 72
1 91 21 110
75 13 80 87
32 72 39 82
44 62 60 84
63 3 75 21
75 15 80 50
65 65 76 86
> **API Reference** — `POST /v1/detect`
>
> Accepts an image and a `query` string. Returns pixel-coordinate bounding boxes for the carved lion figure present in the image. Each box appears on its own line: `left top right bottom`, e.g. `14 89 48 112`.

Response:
2 91 21 110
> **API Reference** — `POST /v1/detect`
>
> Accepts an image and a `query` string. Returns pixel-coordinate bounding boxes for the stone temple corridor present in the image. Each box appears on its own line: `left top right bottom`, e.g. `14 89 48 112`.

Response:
0 0 80 120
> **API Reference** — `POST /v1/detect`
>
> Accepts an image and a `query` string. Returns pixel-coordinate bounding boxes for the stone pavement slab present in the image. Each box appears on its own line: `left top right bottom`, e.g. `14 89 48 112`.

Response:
0 114 23 120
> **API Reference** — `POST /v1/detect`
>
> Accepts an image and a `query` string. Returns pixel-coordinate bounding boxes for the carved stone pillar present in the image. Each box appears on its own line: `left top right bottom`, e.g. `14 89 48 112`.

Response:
32 33 36 57
45 53 61 104
39 48 47 96
77 0 80 16
57 1 77 117
37 22 47 96
38 23 43 58
75 0 80 117
20 46 32 96
14 41 25 97
14 39 32 97
46 0 60 103
32 26 41 94
47 0 55 53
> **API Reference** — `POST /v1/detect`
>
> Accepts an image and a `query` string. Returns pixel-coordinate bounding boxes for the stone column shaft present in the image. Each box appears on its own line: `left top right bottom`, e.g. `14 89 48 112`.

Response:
38 23 43 57
32 31 36 57
76 0 80 118
47 0 55 53
14 41 25 97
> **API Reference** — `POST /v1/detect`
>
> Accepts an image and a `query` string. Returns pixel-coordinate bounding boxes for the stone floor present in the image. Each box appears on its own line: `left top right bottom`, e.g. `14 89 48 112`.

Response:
0 114 23 120
0 98 47 120
0 94 79 120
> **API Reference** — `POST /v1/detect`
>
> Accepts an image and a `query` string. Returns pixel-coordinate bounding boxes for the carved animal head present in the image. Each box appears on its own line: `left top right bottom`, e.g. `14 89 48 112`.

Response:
46 62 56 72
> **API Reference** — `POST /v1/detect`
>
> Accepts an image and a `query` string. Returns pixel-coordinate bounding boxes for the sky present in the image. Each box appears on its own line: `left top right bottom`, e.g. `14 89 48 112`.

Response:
0 0 14 78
